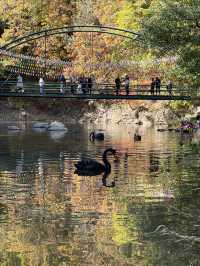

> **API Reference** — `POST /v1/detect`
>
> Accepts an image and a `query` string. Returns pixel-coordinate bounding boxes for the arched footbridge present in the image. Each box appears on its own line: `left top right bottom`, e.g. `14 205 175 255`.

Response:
0 25 198 100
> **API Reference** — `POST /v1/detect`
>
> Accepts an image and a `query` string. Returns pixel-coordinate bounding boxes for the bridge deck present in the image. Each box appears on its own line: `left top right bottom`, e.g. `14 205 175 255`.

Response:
0 92 191 100
0 81 196 101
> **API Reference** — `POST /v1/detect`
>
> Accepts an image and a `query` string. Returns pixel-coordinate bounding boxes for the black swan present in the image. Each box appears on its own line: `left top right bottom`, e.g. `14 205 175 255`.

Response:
74 148 116 176
90 131 104 141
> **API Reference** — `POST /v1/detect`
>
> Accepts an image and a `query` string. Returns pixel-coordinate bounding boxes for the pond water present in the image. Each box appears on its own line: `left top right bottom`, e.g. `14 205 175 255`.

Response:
0 122 200 266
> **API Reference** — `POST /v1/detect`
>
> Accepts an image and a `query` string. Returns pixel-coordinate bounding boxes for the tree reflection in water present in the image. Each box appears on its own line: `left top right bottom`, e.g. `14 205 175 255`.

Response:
0 125 199 265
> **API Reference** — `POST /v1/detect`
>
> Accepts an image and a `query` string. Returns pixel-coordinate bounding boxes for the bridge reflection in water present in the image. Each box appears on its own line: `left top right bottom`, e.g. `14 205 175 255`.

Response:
0 80 195 100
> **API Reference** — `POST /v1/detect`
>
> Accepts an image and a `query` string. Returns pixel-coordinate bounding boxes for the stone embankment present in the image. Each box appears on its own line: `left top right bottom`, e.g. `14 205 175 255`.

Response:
0 98 199 128
83 101 179 128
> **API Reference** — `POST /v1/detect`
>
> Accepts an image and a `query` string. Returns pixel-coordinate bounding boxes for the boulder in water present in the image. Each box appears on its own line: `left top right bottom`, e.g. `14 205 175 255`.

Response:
48 121 68 131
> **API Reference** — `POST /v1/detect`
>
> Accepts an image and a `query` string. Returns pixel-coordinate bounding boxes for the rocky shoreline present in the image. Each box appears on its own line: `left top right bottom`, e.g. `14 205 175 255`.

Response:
0 98 199 129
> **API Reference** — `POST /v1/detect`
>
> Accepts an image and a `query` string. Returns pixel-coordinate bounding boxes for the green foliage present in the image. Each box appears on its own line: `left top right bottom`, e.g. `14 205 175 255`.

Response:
0 0 75 58
169 100 192 113
141 0 200 86
0 0 185 82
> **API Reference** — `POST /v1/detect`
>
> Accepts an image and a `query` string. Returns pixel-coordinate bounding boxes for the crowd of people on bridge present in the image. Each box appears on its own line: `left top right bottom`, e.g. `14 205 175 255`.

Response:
150 77 173 96
114 75 173 96
115 75 130 96
59 74 94 94
15 73 174 96
150 77 161 95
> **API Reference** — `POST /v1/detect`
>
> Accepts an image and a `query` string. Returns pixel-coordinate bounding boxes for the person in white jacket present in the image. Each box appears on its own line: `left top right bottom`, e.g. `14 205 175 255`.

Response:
16 74 24 93
39 77 45 95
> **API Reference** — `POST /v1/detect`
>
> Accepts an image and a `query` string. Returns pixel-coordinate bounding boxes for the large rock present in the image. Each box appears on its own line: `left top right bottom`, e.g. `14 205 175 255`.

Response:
154 108 179 126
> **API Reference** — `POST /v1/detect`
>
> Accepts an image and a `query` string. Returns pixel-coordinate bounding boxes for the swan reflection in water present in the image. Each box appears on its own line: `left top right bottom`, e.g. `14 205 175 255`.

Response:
89 131 104 141
102 172 116 187
74 148 116 176
49 130 66 141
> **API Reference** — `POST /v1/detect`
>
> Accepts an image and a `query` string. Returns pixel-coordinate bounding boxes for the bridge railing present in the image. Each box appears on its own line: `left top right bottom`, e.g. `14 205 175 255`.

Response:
0 80 194 97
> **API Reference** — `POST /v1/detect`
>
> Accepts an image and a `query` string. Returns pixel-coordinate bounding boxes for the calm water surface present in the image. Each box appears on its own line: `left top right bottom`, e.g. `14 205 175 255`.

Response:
0 123 200 266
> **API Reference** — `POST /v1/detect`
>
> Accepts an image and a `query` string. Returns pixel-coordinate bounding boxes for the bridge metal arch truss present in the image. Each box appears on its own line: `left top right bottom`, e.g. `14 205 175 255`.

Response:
0 25 140 51
1 25 196 101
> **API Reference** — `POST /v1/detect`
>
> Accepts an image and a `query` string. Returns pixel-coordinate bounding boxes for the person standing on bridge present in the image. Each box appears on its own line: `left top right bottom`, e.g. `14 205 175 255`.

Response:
39 77 45 95
124 75 130 96
79 76 86 94
59 73 66 94
167 80 173 95
87 76 93 95
155 77 161 95
115 75 121 96
150 78 155 95
16 74 24 93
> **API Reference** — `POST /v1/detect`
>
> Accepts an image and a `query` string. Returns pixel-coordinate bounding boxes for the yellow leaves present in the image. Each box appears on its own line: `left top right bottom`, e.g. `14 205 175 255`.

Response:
112 212 137 245
115 0 146 31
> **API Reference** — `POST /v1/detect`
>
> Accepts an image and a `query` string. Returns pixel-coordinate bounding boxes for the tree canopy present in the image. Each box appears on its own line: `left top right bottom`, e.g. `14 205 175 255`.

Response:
1 0 195 85
141 0 200 85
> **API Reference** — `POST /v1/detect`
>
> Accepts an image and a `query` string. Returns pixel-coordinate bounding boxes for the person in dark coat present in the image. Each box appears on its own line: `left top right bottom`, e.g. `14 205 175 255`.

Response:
150 78 155 95
87 76 93 95
115 76 121 96
155 77 161 95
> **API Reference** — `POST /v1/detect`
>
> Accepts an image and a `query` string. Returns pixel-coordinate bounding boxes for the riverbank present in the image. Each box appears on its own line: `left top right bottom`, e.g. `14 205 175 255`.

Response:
0 98 199 128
